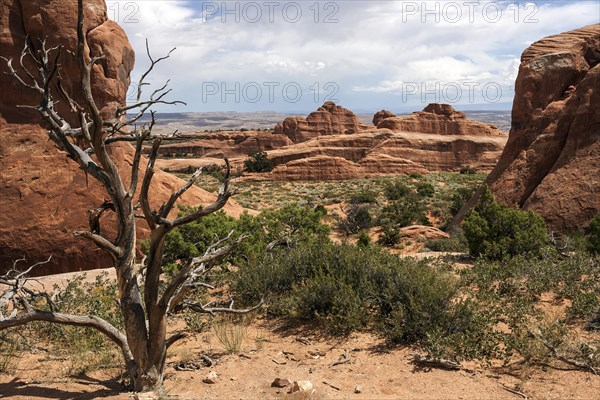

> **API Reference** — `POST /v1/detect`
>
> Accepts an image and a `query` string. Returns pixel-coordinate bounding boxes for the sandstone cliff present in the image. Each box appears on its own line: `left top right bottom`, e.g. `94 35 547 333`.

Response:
452 24 600 232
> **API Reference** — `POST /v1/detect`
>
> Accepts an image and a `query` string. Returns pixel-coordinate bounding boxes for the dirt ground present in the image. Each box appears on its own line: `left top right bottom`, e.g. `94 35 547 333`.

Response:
1 271 599 400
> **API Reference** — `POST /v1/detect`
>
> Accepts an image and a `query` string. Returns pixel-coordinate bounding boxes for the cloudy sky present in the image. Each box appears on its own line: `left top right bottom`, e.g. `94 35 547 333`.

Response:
105 0 600 113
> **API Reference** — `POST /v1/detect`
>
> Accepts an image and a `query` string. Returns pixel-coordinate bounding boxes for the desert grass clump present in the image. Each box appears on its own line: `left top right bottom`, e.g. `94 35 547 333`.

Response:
0 329 24 374
212 314 253 354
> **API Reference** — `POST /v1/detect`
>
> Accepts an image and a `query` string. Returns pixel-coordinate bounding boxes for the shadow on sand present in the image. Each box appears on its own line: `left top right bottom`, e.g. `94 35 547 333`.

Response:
0 374 126 400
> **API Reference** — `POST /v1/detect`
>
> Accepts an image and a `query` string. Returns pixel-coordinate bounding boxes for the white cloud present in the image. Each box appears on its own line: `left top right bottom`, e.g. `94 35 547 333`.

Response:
106 0 600 112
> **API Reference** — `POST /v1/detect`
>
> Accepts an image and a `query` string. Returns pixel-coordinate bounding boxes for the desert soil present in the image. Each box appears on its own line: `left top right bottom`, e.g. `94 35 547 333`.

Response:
1 270 598 400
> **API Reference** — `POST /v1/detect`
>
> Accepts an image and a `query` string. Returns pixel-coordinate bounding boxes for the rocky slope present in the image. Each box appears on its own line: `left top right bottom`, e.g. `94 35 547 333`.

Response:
0 0 243 275
452 24 600 232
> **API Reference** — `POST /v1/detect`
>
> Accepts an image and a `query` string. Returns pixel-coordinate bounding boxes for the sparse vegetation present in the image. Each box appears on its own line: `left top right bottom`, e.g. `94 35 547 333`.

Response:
349 190 378 204
384 182 412 201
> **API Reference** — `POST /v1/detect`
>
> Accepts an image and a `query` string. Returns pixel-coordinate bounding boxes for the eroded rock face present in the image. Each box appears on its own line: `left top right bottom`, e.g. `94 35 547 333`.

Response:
453 24 600 232
0 0 243 275
274 101 370 143
0 0 134 123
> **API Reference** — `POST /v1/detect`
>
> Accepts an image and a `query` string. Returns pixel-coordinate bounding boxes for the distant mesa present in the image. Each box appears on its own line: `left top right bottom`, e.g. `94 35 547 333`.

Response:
265 102 507 180
452 23 600 233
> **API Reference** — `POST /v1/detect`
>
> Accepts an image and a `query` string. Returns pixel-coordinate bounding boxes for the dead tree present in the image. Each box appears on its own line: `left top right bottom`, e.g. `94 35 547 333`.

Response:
0 0 259 392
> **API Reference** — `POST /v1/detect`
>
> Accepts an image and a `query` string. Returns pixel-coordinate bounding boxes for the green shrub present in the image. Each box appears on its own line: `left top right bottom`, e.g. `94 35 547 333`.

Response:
234 242 488 350
244 151 274 173
356 230 372 247
152 204 331 277
416 182 435 198
378 194 429 228
587 213 600 254
384 182 412 201
425 237 467 253
450 187 475 216
460 166 476 175
377 224 401 246
337 205 372 235
463 186 547 260
349 191 378 204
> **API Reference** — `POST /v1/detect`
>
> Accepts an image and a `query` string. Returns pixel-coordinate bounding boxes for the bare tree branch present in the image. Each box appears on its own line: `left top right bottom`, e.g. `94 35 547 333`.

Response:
73 231 120 257
162 232 245 312
170 159 236 228
88 200 115 235
140 138 161 230
179 298 263 316
159 167 203 219
1 0 243 391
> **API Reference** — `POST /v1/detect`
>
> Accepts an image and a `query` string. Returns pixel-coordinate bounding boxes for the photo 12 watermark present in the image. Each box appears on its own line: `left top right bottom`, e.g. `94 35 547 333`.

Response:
399 81 508 104
399 1 540 23
107 1 542 25
108 1 140 24
195 81 340 104
200 1 340 23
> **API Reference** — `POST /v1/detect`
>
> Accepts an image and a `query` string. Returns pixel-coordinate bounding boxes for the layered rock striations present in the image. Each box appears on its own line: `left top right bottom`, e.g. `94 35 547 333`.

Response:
265 103 507 180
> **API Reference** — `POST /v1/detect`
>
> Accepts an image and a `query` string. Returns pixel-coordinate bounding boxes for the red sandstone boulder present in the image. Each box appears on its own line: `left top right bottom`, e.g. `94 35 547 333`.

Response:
453 24 600 232
400 226 450 240
373 109 396 126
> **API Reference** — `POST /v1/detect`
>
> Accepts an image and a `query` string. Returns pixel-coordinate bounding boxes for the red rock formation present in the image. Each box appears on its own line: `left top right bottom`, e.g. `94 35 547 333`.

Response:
156 131 293 158
373 110 396 126
256 128 505 181
452 24 600 232
159 103 507 180
274 101 370 143
270 156 364 181
376 103 504 137
0 0 243 275
400 226 450 240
